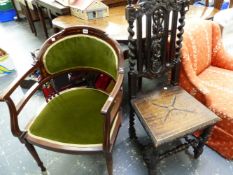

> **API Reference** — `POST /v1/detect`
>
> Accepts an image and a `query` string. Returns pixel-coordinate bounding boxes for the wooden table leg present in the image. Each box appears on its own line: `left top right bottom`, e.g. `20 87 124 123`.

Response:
11 0 21 20
47 9 53 28
24 1 37 36
37 5 48 38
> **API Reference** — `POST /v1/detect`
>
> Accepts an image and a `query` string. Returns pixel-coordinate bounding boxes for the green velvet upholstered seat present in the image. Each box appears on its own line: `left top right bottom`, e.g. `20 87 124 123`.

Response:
28 88 108 145
43 34 118 80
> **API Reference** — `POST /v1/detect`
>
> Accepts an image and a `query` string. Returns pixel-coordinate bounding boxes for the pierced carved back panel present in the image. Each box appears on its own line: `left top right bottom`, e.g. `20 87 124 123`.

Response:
126 0 189 81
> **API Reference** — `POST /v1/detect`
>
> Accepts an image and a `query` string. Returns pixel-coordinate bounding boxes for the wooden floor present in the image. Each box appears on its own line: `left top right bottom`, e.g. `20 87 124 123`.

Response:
0 19 233 175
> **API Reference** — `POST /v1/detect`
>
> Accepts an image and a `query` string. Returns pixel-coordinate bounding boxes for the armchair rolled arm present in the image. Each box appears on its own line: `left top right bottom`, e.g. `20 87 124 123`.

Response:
183 71 211 103
180 46 212 106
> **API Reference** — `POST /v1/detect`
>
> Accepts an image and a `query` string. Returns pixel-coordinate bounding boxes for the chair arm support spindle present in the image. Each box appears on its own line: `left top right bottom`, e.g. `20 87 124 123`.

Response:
0 71 54 137
16 82 40 114
0 65 38 101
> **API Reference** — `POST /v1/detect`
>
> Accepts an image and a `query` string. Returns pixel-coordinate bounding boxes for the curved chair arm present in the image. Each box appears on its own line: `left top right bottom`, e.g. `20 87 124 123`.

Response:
0 65 38 101
0 65 39 137
180 45 211 105
101 72 124 152
101 72 124 115
0 65 55 138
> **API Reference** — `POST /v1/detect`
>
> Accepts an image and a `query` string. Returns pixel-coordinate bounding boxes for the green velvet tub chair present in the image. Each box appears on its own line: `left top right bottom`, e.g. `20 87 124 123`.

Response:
0 26 124 175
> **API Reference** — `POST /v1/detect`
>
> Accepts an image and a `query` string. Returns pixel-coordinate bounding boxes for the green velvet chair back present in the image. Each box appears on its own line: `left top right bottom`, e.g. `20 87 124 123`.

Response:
42 34 118 80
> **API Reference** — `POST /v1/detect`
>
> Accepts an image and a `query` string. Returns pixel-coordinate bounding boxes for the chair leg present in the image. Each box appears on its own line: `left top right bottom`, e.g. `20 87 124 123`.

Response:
143 145 159 175
128 71 138 140
47 9 53 28
129 107 137 140
194 125 213 159
105 152 113 175
24 140 46 172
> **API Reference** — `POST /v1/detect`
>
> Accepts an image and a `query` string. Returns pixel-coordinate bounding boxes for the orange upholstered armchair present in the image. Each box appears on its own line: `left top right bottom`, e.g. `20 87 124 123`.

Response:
180 19 233 159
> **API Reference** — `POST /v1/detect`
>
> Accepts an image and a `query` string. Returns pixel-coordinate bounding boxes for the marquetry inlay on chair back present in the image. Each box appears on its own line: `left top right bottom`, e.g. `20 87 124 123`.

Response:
37 27 120 80
126 0 189 85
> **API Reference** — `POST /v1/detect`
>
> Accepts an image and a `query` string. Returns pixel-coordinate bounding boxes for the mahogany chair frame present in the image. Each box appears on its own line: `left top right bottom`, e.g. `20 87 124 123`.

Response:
0 26 124 175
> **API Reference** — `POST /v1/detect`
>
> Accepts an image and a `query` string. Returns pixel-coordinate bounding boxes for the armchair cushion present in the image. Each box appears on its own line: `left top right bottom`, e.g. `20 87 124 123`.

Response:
198 66 233 135
28 88 108 145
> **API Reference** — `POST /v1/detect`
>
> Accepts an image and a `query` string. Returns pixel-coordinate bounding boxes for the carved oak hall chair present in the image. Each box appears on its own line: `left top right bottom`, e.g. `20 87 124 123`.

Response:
126 0 219 174
0 26 124 175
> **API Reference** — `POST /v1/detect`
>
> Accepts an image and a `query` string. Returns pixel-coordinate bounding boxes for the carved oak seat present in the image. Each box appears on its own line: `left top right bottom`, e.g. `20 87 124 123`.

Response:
132 86 219 147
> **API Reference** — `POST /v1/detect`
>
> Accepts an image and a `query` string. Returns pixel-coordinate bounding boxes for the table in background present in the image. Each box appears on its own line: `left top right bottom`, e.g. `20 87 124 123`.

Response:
53 6 127 42
52 5 219 42
36 0 70 38
36 0 128 39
